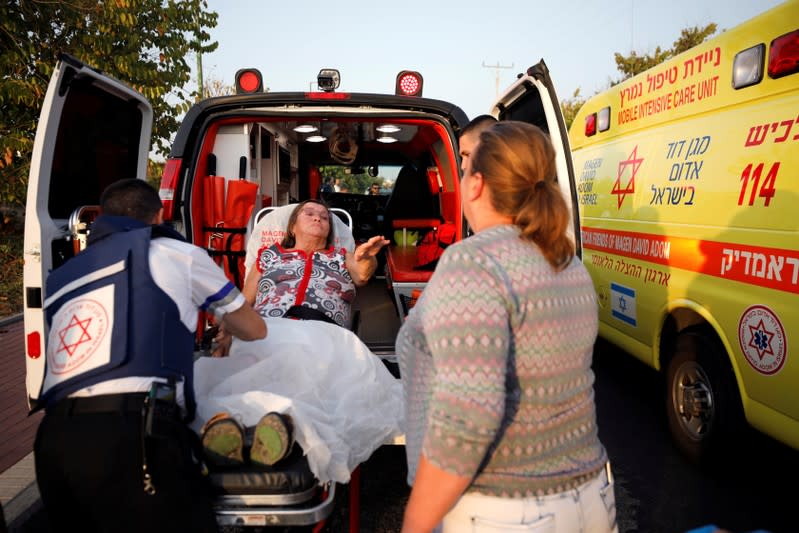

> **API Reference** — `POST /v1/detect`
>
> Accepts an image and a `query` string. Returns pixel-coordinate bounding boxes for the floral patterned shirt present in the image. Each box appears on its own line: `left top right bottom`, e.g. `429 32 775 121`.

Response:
254 243 355 327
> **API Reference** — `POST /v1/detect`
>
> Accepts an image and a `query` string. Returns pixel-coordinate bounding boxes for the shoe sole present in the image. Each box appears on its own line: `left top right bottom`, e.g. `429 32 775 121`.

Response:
250 412 293 466
202 418 245 466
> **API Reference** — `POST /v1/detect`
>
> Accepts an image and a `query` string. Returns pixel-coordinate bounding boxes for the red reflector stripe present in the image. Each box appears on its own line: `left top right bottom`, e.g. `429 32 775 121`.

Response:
305 92 351 100
27 331 41 358
159 158 181 220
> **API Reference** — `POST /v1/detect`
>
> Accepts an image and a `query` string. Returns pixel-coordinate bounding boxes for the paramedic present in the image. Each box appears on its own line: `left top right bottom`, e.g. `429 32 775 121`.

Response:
34 179 266 533
458 113 496 173
398 122 617 533
241 199 388 329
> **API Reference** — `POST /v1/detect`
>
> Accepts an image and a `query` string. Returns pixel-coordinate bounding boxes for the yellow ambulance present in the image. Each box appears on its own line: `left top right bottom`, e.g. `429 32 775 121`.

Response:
569 0 799 464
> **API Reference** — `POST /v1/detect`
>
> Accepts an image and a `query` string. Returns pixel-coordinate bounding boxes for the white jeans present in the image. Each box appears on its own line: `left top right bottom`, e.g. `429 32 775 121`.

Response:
440 464 618 533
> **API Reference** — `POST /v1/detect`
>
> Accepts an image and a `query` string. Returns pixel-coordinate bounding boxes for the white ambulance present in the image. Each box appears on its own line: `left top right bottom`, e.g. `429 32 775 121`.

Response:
569 1 799 464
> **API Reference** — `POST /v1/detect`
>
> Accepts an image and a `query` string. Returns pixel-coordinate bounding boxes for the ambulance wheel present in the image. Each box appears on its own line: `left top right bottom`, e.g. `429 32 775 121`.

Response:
665 326 743 467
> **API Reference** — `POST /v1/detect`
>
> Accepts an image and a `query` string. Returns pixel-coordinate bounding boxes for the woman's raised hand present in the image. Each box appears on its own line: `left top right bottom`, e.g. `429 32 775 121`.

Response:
354 235 390 262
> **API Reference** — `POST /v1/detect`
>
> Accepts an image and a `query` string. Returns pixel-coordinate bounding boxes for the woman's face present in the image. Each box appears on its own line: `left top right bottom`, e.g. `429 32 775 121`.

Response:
292 202 331 242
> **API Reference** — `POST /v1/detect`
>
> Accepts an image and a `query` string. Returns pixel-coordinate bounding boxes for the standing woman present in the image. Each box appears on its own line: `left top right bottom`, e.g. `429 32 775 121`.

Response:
398 121 617 533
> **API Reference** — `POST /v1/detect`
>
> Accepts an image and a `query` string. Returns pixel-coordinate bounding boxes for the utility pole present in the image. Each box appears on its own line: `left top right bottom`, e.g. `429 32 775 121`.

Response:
195 10 203 102
482 61 514 98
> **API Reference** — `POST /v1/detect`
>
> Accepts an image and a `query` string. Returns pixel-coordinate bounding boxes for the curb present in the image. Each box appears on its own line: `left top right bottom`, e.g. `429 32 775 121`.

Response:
0 314 22 328
3 482 42 533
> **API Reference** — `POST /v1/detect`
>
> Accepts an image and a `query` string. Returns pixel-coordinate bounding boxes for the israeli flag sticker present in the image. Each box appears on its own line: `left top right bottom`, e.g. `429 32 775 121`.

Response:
611 282 637 327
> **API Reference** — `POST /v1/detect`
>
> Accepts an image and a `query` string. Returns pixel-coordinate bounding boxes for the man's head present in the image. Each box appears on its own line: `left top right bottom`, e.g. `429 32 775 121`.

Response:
100 179 163 224
369 183 381 195
459 114 497 174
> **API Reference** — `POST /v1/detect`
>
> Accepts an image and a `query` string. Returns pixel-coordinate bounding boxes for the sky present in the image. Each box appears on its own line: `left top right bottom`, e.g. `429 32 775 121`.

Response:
199 0 783 120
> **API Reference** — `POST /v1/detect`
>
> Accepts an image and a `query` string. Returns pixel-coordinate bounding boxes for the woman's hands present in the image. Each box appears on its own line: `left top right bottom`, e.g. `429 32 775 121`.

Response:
348 235 390 286
354 235 390 262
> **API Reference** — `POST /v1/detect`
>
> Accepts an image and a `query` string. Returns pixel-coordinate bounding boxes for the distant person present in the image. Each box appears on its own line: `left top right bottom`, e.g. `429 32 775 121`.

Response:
368 182 381 195
34 179 266 533
333 177 342 192
398 122 616 532
458 114 497 173
320 177 334 194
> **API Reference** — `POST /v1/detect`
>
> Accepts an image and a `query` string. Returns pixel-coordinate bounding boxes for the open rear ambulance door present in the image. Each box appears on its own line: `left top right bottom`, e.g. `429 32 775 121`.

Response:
22 53 153 409
489 60 581 254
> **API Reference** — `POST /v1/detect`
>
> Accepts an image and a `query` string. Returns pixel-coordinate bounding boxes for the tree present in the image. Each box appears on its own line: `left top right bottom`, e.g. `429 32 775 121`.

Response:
203 74 235 98
613 23 717 82
560 88 586 131
0 0 219 210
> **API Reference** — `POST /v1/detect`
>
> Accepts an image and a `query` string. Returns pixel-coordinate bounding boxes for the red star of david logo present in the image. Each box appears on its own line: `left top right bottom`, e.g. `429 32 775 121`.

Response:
57 314 93 356
748 319 775 360
612 146 643 208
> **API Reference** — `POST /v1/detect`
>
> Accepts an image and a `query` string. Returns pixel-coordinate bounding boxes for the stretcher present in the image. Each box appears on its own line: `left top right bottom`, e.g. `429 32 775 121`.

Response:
207 445 349 531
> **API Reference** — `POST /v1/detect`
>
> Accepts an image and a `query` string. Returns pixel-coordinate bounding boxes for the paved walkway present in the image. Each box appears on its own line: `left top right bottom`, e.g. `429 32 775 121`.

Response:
0 315 42 529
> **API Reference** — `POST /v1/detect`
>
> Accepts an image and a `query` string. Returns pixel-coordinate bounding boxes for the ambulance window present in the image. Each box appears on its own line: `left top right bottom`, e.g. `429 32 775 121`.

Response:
496 88 549 134
48 78 143 219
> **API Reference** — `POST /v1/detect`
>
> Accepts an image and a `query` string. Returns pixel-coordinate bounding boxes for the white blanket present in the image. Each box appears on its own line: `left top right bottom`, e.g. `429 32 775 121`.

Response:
192 317 404 483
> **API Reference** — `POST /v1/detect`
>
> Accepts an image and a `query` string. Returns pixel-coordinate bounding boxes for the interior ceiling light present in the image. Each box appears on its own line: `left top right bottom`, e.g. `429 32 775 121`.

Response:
376 135 398 144
293 124 318 133
376 124 401 133
306 135 327 143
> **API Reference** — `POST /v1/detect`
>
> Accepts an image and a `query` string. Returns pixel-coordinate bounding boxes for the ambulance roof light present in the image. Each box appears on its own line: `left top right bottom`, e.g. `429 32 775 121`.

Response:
235 68 263 94
584 113 597 137
733 44 764 89
768 29 799 79
317 69 341 92
597 107 611 132
395 70 423 97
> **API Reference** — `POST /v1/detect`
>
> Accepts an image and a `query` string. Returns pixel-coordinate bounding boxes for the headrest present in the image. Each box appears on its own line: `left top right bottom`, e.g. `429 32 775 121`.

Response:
245 204 355 275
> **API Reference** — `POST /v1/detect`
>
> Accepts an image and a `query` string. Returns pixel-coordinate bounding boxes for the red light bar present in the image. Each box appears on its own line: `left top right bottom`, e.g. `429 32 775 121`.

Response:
235 68 263 93
395 70 423 97
768 29 799 79
305 92 351 100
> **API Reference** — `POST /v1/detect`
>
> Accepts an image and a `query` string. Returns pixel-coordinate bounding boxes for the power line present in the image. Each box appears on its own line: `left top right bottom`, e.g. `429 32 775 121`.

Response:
482 61 514 98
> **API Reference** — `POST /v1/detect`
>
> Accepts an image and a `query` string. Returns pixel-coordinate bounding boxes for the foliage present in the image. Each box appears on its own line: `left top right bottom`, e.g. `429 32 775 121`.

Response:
0 220 24 318
613 23 717 82
147 159 165 189
0 0 219 210
203 73 235 98
560 88 586 130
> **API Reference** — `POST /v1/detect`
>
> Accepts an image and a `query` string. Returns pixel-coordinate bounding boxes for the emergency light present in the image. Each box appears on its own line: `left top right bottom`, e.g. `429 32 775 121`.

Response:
235 68 263 94
584 113 597 137
768 29 799 79
395 71 423 97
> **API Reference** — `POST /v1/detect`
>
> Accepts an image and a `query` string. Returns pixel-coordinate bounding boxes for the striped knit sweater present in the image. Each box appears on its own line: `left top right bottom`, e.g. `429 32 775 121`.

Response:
397 224 607 497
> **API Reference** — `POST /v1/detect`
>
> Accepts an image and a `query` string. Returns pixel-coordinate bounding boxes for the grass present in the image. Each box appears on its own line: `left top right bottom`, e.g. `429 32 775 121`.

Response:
0 220 24 320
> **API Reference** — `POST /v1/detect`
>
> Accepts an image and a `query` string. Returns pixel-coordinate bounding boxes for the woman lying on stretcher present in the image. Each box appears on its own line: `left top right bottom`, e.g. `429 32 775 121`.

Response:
193 200 398 483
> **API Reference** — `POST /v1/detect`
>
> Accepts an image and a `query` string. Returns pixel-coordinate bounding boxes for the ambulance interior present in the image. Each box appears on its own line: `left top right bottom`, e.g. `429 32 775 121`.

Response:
181 115 463 360
170 114 463 527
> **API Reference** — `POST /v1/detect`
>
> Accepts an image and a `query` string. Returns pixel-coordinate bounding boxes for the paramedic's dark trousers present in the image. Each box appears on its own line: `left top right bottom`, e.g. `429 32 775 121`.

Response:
34 394 218 533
